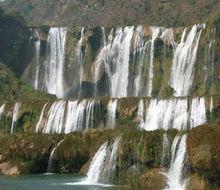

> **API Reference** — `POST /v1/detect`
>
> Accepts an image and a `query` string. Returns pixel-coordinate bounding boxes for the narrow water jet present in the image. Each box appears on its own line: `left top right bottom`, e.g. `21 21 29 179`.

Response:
47 139 64 173
10 103 21 134
34 30 41 90
161 133 170 167
35 103 48 133
147 27 161 97
107 99 118 128
75 28 85 98
0 104 5 120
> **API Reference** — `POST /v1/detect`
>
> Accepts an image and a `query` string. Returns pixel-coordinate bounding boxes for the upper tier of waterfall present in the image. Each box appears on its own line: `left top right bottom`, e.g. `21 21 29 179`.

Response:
24 24 216 99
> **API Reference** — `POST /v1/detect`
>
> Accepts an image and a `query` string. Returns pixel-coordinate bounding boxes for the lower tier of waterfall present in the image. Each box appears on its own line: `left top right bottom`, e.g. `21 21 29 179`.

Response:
164 135 187 190
86 137 121 184
47 139 64 174
33 97 207 134
138 97 206 131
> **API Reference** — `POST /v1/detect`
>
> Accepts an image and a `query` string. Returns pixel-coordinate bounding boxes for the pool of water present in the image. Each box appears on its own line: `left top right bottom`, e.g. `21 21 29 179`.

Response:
0 174 112 190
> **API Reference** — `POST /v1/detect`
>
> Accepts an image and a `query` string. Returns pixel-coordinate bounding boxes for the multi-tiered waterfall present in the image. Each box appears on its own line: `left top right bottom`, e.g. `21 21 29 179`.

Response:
19 22 216 189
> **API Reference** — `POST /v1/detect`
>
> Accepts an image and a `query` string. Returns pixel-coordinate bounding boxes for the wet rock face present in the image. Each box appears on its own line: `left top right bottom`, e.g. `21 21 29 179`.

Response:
0 10 31 77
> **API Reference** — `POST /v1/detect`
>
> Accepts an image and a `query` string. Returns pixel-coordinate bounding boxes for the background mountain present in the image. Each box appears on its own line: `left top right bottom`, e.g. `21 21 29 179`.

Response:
1 0 220 27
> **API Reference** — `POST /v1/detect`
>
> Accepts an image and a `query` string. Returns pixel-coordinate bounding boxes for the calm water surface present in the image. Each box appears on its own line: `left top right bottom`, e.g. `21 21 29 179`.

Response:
0 174 113 190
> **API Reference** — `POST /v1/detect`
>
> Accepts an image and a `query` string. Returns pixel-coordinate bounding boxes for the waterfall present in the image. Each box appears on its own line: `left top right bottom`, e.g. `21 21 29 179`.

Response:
210 96 213 118
86 142 108 183
75 28 84 98
75 28 84 65
161 133 170 167
101 27 106 47
108 27 134 98
86 137 121 184
147 27 161 97
133 25 147 97
137 99 145 128
75 100 87 130
170 24 205 96
43 27 68 98
190 97 207 128
64 100 79 134
10 103 21 134
107 99 118 128
43 101 66 134
138 97 206 131
165 135 187 190
35 102 48 133
36 99 102 134
85 100 101 129
0 104 5 120
34 30 41 90
47 139 64 173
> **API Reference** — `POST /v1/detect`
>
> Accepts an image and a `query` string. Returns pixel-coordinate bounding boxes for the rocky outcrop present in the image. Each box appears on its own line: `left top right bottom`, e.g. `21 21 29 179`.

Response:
0 162 19 176
187 125 220 187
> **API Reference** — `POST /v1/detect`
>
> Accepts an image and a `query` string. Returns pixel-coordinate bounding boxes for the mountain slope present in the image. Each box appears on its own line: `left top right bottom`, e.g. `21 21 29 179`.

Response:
2 0 220 27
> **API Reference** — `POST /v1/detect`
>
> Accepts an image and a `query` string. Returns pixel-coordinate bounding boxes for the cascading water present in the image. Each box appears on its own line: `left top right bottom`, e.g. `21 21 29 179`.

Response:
138 97 206 131
75 28 85 98
43 101 66 134
210 96 214 119
43 27 67 98
190 97 207 128
36 99 102 134
107 99 118 128
170 24 205 96
165 135 187 190
147 27 161 97
161 133 170 167
133 25 147 97
0 104 5 120
64 100 79 134
86 137 121 184
109 27 134 98
10 103 21 134
47 139 64 173
35 102 48 133
34 30 41 90
25 24 211 99
86 142 108 184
